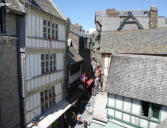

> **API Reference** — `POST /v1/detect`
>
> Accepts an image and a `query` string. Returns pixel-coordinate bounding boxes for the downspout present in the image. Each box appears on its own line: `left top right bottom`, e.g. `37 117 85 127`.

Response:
65 18 70 98
17 47 26 128
17 5 28 127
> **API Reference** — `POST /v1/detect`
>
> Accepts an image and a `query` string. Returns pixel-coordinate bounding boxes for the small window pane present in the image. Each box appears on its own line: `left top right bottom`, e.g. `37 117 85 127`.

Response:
142 101 149 117
43 20 46 25
48 22 50 26
45 90 48 99
152 103 160 119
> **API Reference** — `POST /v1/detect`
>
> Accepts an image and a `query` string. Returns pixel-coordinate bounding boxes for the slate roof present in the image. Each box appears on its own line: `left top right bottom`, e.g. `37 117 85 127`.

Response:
26 0 67 20
5 0 67 20
105 54 167 106
100 27 167 54
67 46 83 65
95 9 167 31
95 10 148 19
5 0 25 13
70 31 88 38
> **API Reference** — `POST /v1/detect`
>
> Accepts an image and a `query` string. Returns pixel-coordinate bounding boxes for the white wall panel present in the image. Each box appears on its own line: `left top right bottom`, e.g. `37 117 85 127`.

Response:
30 54 34 78
108 108 114 117
34 78 38 88
123 113 130 122
161 107 167 121
116 95 123 110
32 14 35 37
26 112 31 123
140 119 148 128
30 78 34 91
123 97 131 113
29 96 33 111
131 116 139 125
40 18 43 38
26 80 31 91
35 16 39 37
132 99 140 115
108 94 115 108
27 13 31 37
37 106 41 116
26 97 30 112
115 111 122 119
150 122 158 128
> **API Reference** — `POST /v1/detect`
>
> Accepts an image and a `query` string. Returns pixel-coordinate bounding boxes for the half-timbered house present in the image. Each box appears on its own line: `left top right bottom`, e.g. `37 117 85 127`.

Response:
4 0 69 127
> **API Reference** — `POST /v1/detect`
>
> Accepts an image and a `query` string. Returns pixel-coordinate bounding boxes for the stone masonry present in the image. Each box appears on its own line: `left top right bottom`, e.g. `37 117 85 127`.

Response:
149 6 158 29
0 36 21 128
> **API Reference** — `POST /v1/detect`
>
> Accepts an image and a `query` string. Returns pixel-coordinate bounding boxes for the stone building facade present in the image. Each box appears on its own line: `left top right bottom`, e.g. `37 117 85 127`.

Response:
0 1 24 127
0 37 21 128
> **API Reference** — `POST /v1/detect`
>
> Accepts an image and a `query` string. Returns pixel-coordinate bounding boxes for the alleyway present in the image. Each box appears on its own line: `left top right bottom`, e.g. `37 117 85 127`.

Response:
74 94 96 128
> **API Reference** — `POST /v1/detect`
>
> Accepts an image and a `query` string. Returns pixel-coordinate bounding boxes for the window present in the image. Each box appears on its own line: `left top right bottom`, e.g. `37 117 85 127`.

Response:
43 20 47 38
142 101 149 117
41 54 56 74
52 23 58 40
43 20 59 40
152 103 160 119
40 87 56 113
0 0 6 33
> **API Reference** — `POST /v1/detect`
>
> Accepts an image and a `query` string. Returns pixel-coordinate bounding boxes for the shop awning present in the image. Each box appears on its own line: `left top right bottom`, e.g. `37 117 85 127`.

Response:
30 100 72 128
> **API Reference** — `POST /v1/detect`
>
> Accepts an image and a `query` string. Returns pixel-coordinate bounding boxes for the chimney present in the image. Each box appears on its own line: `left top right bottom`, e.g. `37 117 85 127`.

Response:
149 6 158 29
106 9 119 17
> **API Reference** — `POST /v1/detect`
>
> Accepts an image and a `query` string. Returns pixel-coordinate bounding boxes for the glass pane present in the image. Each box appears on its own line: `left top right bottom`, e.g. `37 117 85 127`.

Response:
43 27 46 32
54 54 56 59
41 105 45 112
45 103 48 109
40 92 44 102
152 104 160 119
43 20 46 25
142 101 149 117
48 22 50 26
44 33 46 38
52 23 54 28
45 90 48 99
48 28 50 33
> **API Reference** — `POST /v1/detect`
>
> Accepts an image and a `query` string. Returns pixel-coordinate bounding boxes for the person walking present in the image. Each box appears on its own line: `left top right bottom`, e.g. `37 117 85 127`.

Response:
83 120 88 128
76 112 82 125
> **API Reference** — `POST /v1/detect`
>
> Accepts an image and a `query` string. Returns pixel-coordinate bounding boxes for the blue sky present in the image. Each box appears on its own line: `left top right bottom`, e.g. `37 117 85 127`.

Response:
54 0 167 30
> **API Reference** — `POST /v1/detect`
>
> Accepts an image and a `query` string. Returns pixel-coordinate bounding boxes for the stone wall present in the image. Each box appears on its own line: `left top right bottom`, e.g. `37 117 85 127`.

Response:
0 36 21 128
6 12 17 35
149 6 158 29
70 23 81 32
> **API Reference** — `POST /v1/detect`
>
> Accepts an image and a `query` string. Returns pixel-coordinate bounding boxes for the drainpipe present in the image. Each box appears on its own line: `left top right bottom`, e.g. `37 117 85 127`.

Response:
17 45 26 128
17 14 26 128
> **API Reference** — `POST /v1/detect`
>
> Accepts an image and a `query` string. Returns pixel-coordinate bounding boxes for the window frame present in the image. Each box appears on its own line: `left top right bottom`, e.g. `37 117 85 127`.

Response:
41 54 57 74
40 87 56 113
43 20 59 40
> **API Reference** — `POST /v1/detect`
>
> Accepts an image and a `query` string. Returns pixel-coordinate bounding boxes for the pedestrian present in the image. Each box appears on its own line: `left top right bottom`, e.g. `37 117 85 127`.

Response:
71 112 76 126
76 112 82 125
84 120 88 128
91 87 96 96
